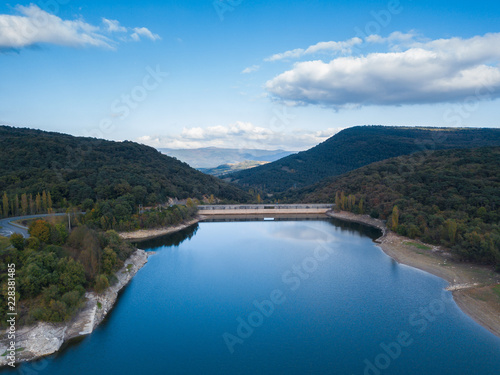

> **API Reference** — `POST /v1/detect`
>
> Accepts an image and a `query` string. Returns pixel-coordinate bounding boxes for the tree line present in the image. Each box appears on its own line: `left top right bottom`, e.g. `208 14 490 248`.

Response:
292 147 500 270
1 190 55 218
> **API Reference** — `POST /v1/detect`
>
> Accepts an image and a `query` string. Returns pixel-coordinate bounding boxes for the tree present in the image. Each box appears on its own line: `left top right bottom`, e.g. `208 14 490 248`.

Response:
42 191 48 212
10 233 25 250
2 192 8 217
57 258 86 293
446 219 458 244
390 206 399 231
102 247 117 275
21 193 28 215
47 191 53 213
14 194 19 216
35 193 42 213
94 274 109 293
28 220 51 243
186 198 196 208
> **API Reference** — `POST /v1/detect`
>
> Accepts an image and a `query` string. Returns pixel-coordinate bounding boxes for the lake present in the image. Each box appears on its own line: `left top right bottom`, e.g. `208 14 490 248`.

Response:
3 219 500 374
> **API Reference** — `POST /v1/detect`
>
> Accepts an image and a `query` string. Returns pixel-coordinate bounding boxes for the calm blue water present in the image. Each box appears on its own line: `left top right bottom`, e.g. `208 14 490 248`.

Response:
3 219 500 374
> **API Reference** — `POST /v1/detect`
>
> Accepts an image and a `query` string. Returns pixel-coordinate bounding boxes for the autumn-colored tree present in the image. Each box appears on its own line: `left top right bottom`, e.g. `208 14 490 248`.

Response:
35 193 42 213
340 191 346 210
28 220 51 243
446 219 458 243
42 191 48 212
335 191 340 210
21 193 28 215
390 206 399 231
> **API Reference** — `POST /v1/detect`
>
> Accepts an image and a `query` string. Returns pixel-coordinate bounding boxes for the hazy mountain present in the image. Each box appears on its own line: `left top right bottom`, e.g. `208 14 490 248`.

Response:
199 161 270 176
158 147 296 169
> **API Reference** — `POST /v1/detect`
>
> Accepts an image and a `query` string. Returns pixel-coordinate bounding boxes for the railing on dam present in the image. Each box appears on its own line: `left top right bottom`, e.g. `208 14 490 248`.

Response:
198 204 334 215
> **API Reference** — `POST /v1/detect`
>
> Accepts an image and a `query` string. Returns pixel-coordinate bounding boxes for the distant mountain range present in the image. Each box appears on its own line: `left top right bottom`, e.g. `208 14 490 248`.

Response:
158 147 296 169
199 161 270 177
225 126 500 193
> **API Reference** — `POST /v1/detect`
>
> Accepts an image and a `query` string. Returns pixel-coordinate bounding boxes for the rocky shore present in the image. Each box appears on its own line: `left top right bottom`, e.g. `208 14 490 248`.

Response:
118 217 203 241
326 210 500 338
0 249 151 367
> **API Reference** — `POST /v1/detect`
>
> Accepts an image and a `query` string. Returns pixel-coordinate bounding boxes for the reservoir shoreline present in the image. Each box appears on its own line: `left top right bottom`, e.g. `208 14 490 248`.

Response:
3 212 499 368
326 210 500 338
0 216 205 368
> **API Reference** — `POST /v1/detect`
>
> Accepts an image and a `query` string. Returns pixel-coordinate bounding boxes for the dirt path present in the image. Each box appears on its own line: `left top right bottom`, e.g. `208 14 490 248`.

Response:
326 210 500 338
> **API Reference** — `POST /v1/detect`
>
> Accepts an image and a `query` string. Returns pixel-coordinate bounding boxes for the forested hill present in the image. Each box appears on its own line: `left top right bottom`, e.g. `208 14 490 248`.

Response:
287 147 500 268
0 126 250 208
225 126 500 193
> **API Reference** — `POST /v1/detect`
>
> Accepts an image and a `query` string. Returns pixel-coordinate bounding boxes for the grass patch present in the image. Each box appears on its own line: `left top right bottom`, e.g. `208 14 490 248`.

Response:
404 241 431 250
493 285 500 299
97 302 102 309
127 264 133 271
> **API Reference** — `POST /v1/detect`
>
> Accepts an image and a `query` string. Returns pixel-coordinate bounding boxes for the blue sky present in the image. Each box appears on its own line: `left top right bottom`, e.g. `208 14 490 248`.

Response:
1 0 499 150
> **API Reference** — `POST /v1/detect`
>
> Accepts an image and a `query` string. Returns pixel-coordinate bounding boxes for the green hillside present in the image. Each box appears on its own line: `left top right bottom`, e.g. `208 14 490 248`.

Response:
0 126 251 211
225 126 500 193
288 147 500 268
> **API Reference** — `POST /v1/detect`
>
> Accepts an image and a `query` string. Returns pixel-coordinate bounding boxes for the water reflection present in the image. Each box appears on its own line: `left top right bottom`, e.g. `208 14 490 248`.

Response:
326 217 382 240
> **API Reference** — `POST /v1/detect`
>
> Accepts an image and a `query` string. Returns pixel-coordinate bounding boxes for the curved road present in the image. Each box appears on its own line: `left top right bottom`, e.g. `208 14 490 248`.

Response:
0 213 71 238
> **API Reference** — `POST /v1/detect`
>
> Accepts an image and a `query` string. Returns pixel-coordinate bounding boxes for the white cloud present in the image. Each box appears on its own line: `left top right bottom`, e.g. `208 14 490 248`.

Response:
0 5 160 51
102 18 127 33
242 65 260 74
130 27 161 42
366 31 420 46
136 122 341 150
265 33 500 108
265 37 362 62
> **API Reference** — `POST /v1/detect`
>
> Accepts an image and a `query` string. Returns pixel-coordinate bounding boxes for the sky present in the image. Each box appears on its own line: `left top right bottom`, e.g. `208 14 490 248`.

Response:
0 0 499 151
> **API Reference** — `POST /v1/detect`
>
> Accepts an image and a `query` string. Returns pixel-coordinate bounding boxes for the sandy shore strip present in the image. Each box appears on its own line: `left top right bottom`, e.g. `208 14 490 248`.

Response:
326 210 500 338
118 216 205 241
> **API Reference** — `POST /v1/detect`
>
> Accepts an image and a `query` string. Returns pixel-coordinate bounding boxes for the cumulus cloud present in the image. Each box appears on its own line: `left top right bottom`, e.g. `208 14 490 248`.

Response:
0 5 160 51
136 122 341 150
265 37 362 62
265 33 500 108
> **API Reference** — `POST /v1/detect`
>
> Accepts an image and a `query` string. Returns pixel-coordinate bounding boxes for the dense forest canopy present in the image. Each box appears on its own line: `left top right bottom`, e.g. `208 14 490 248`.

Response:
0 219 135 327
225 126 500 193
285 147 500 268
0 126 251 214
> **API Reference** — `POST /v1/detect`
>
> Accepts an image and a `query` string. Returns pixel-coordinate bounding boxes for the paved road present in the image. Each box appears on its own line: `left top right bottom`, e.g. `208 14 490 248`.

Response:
0 213 70 238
